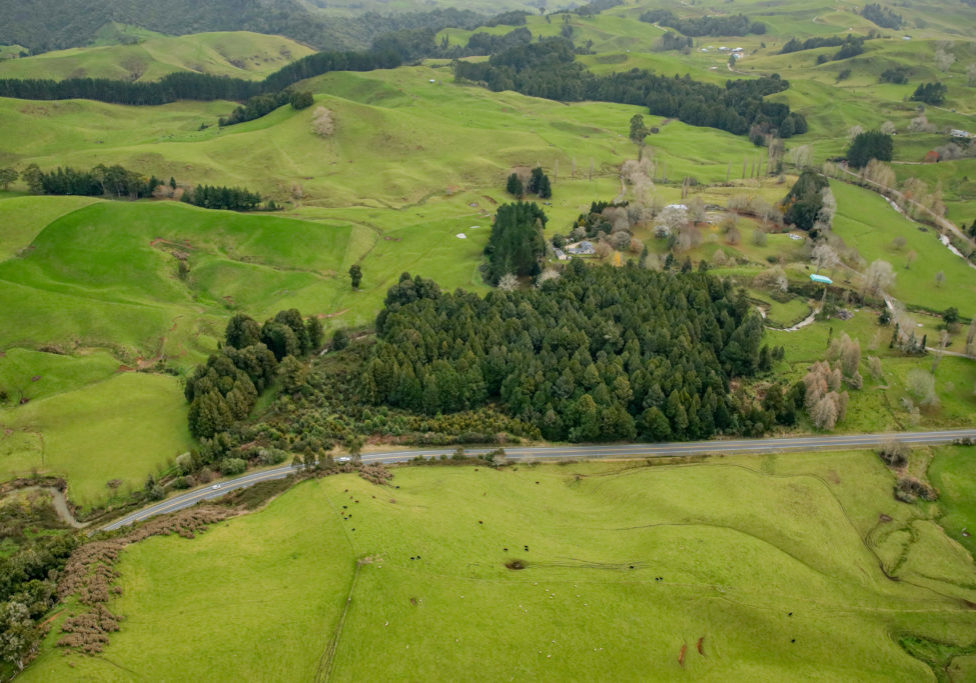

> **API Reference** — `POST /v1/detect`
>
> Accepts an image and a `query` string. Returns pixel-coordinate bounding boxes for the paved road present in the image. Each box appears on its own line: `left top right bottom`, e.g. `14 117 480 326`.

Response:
99 428 976 532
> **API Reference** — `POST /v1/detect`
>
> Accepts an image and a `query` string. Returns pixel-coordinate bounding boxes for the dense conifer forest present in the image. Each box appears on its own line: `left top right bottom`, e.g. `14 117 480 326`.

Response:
454 39 805 138
181 264 800 478
639 9 766 36
0 50 402 105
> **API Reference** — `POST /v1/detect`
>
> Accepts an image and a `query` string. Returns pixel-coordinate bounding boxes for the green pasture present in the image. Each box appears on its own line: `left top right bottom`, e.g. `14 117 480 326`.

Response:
0 347 118 403
0 194 98 260
0 371 193 509
829 181 976 318
0 64 772 206
0 199 368 358
0 31 313 82
24 454 976 680
928 446 976 557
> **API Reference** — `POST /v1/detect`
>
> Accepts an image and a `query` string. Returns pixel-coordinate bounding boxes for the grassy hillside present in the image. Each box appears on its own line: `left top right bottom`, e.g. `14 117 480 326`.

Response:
0 372 194 508
24 454 976 680
0 2 974 511
0 192 496 504
0 64 762 205
0 31 315 82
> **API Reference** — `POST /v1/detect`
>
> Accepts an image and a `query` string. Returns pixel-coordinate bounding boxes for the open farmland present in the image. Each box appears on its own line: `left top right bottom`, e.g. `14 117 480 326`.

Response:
1 1 976 677
23 453 976 681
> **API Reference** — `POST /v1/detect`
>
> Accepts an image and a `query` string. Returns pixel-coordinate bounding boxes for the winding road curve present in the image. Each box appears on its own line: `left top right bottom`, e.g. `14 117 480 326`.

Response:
99 428 976 532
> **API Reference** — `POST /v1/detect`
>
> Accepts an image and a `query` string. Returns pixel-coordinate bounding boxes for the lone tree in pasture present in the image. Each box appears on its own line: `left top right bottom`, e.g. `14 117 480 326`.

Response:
349 264 362 290
629 113 648 145
934 44 955 72
506 172 524 198
934 270 946 288
0 167 18 190
537 174 552 199
863 259 895 297
906 368 939 407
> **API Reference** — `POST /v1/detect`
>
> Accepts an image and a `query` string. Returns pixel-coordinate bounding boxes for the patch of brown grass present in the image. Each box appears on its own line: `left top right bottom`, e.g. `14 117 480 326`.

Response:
56 506 232 655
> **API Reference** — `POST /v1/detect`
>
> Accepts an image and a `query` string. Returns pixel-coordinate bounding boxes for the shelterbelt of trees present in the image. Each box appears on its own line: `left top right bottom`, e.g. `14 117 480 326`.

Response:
454 39 806 138
19 163 265 210
0 49 402 105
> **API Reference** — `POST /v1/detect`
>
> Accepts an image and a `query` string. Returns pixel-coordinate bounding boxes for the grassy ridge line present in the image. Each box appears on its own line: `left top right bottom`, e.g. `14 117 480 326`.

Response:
22 455 976 680
0 32 316 83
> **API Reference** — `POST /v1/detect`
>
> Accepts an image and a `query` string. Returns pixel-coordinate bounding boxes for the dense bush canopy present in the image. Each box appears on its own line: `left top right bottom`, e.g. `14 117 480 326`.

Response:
362 264 778 442
454 39 803 138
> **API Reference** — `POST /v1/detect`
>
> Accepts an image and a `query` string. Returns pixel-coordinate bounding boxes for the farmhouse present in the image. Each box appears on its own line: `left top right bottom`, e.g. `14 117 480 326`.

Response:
565 241 595 255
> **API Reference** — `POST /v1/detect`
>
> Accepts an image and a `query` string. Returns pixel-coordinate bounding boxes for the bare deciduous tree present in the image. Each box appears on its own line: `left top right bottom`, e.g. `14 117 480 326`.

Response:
880 120 897 135
868 355 883 381
863 259 895 296
811 395 840 430
594 241 613 259
905 250 917 270
811 243 838 272
497 273 519 291
675 223 701 251
908 114 936 133
753 266 787 292
827 332 862 387
787 144 813 169
863 159 896 190
804 360 848 429
654 204 688 237
906 368 938 407
687 196 706 224
934 46 956 72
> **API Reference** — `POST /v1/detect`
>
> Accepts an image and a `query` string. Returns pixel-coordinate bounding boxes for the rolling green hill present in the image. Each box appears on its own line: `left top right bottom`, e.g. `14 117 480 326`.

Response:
1 3 976 680
2 37 976 505
0 32 315 82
